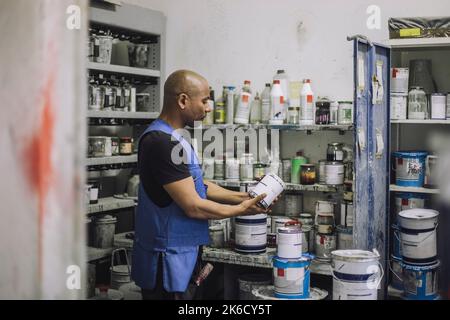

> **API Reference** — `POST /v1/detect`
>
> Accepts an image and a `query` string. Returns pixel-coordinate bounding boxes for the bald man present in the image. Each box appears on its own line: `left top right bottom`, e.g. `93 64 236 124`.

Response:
131 70 268 300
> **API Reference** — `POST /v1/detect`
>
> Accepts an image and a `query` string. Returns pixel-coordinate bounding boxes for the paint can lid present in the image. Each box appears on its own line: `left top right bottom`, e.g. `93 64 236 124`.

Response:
398 208 439 220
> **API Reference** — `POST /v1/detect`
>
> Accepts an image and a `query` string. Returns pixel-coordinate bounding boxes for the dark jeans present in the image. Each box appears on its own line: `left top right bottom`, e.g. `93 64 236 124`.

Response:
140 252 203 300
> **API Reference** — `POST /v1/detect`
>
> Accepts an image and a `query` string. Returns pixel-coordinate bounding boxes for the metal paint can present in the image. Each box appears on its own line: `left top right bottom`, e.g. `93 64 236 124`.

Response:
214 159 224 180
253 163 267 180
281 159 292 183
340 200 354 227
248 173 286 209
394 192 427 216
336 225 353 250
235 214 267 254
390 93 408 120
315 232 336 261
392 151 428 187
431 93 446 119
226 158 240 181
301 224 314 253
331 249 381 300
324 161 345 185
402 260 440 300
391 68 409 94
277 225 303 259
273 255 312 299
315 200 335 234
398 208 439 265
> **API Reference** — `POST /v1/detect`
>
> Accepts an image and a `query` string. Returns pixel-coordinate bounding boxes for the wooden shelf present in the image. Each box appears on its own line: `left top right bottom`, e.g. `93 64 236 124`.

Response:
391 119 450 124
86 154 137 166
201 246 331 276
87 62 160 77
87 197 135 214
87 110 159 119
390 184 439 194
388 37 450 49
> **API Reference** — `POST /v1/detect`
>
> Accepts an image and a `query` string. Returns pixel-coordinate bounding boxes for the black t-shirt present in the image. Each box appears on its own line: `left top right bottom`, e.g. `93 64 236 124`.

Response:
138 131 191 207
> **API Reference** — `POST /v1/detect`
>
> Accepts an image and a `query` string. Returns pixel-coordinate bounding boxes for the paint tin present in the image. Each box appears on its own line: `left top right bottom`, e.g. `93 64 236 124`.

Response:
318 160 327 184
238 274 272 300
202 158 215 179
336 225 353 250
301 224 314 253
209 225 224 248
299 213 314 227
284 194 302 217
331 249 382 300
431 93 446 120
277 226 303 259
394 192 427 216
271 216 292 234
325 161 345 185
337 101 353 125
391 68 409 94
235 214 267 254
398 208 439 265
253 163 267 180
226 158 240 181
315 201 335 233
281 159 292 183
214 159 224 180
92 215 117 248
390 254 403 291
315 232 336 261
392 151 428 187
340 200 354 227
248 173 286 209
273 255 312 299
402 260 440 300
390 93 408 120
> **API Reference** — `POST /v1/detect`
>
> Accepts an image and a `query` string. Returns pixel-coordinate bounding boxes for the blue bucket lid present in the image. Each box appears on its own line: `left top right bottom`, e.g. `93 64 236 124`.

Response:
395 192 429 199
392 151 428 158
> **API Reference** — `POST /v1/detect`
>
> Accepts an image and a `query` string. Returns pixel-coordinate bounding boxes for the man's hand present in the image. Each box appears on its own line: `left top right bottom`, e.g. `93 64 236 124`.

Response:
238 193 268 216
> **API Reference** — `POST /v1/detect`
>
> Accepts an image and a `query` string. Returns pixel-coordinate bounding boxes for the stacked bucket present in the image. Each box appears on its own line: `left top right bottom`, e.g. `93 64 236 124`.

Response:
391 150 440 300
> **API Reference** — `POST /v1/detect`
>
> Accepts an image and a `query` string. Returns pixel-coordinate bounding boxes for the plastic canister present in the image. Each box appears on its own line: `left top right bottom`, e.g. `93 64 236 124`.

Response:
248 173 286 209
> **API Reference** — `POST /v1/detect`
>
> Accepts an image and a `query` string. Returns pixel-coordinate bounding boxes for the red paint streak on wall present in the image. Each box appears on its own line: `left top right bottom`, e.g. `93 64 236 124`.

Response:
22 73 55 283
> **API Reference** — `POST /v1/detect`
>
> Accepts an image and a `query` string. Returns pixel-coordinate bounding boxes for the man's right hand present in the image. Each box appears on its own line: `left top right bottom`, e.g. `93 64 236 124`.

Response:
238 193 268 216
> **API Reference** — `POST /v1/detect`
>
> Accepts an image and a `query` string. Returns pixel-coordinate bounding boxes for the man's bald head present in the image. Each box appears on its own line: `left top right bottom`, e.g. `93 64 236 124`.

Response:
163 70 208 106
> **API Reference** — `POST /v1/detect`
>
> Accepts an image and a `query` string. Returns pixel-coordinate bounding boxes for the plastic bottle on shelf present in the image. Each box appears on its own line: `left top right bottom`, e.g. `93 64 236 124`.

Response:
203 87 215 125
269 80 285 125
226 86 235 124
273 69 290 106
234 80 252 124
250 92 262 124
261 83 271 123
299 79 314 125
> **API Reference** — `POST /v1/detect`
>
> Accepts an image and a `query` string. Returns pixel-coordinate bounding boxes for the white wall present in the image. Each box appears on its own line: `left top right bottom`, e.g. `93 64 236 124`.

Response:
123 0 450 100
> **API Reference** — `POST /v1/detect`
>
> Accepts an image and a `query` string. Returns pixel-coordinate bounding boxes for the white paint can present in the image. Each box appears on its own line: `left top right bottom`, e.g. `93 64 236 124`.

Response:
325 162 345 185
390 68 409 93
315 200 335 234
398 208 439 265
248 173 286 209
225 158 240 181
336 225 353 250
235 214 267 254
315 232 336 261
277 226 302 259
331 249 382 300
340 201 354 227
273 256 312 299
318 160 327 184
202 158 215 179
390 93 407 120
431 93 446 120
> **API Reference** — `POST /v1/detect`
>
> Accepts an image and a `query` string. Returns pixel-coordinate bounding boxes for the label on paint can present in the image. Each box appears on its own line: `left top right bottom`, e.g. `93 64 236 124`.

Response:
325 162 344 185
248 173 286 209
390 94 407 120
235 214 267 253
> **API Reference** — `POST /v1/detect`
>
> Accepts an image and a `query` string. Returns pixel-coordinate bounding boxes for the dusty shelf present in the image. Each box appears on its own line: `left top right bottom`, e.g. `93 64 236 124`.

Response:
87 62 161 77
388 37 450 49
87 197 135 214
391 119 450 124
87 110 159 119
209 180 341 193
86 154 137 166
390 184 440 194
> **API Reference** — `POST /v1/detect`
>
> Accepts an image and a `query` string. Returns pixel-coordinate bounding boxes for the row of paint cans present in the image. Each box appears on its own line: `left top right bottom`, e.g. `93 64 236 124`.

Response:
234 214 267 254
331 249 382 300
401 260 440 300
398 208 439 265
277 223 302 259
273 255 313 299
336 225 353 250
392 151 428 187
394 192 427 216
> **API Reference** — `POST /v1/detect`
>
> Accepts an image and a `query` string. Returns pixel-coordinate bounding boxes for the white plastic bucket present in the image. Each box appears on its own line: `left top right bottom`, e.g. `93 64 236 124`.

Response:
398 208 439 265
331 249 382 300
235 214 267 254
273 256 311 299
249 173 286 209
277 226 302 259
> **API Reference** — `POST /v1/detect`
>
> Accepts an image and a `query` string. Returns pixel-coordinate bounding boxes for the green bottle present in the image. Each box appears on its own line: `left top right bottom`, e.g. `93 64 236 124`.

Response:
291 151 308 184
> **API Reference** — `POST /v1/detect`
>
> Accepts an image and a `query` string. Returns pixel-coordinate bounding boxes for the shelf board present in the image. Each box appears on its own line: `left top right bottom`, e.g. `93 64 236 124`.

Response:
388 37 450 48
209 180 340 193
391 119 450 124
86 154 137 166
87 197 135 214
202 246 331 275
194 124 353 131
389 184 440 194
87 110 159 119
87 62 160 77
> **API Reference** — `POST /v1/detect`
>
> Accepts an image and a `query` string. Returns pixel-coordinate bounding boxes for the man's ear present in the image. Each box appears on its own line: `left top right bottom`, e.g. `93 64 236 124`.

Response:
177 93 188 110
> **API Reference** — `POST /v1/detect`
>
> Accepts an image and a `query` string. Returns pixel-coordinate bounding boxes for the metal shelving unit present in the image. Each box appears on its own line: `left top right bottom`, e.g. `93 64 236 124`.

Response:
391 119 450 124
87 62 160 78
87 110 159 119
208 179 341 193
86 155 137 166
195 123 353 132
388 37 450 49
87 196 135 214
389 184 440 194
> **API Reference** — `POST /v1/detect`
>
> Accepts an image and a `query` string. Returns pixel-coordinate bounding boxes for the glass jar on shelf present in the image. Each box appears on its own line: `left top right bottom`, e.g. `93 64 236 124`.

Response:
408 86 428 120
119 137 133 155
88 77 103 111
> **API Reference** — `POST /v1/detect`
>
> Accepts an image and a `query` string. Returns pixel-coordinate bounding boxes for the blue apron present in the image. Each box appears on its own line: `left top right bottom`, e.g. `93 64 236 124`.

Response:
131 119 210 292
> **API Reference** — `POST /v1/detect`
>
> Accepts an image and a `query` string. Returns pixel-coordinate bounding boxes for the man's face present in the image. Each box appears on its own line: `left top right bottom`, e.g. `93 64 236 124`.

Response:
184 81 211 127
